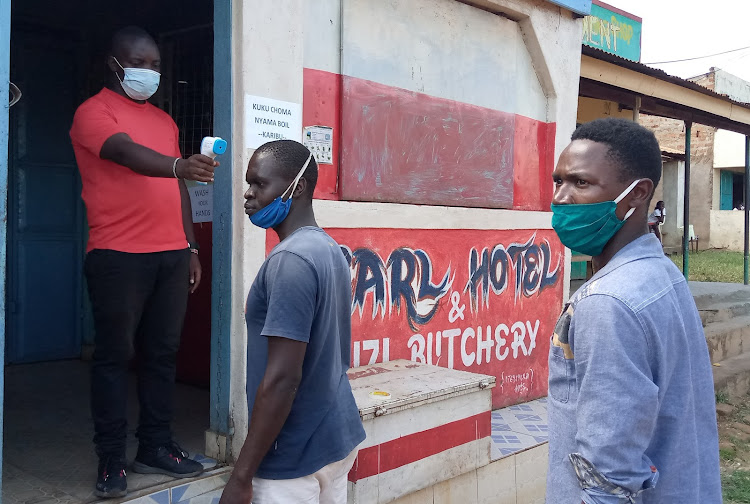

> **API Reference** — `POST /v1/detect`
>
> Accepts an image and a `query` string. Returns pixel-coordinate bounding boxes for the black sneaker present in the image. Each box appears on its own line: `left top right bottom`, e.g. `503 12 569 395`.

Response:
95 456 127 499
133 442 204 478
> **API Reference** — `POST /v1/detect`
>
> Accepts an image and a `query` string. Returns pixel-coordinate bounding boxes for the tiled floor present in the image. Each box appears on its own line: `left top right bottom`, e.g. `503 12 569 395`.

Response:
3 360 218 504
490 397 548 460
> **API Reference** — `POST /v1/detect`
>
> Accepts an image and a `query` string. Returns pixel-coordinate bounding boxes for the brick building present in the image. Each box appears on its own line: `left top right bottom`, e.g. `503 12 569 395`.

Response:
640 69 750 251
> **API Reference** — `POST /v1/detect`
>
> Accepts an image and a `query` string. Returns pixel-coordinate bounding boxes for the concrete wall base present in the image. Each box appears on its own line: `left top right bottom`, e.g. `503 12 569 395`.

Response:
388 443 548 504
205 430 229 462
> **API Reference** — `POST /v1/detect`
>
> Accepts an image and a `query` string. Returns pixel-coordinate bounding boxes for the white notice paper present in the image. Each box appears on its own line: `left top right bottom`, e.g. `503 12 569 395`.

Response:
245 94 302 149
188 183 213 223
303 125 334 165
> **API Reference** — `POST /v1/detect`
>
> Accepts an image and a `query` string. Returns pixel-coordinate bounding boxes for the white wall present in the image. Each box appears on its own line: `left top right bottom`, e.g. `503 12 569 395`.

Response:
661 160 684 249
714 69 750 105
227 0 306 460
341 0 548 122
715 129 747 169
710 210 747 251
227 0 584 460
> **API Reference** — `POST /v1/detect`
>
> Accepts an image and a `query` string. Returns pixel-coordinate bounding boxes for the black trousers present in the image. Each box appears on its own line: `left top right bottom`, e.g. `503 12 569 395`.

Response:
85 249 190 458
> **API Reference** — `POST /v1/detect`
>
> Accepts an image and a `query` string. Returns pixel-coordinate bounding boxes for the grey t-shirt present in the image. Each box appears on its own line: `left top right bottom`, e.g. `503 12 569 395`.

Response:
245 226 365 479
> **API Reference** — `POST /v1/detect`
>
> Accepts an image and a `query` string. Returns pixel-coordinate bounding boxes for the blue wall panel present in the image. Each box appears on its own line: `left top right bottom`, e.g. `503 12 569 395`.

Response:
0 0 11 491
546 0 591 16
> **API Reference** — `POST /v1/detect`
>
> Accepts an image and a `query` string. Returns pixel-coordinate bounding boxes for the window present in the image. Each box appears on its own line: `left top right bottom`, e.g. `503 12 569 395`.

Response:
719 170 745 210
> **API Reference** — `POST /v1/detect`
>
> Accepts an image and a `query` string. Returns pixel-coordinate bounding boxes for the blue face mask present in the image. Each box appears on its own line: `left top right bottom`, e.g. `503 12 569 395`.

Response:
550 179 640 257
249 153 312 229
114 57 160 101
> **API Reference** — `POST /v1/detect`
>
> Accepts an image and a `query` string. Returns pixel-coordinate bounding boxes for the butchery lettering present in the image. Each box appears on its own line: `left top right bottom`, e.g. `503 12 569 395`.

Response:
340 234 560 329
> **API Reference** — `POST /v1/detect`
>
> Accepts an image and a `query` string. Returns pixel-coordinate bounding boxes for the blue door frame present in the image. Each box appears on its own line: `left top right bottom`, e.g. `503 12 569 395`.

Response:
210 0 233 446
0 3 233 488
0 0 11 491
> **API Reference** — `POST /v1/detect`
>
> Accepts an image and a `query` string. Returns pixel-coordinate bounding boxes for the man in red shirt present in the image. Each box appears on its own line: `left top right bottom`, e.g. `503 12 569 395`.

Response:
69 26 216 498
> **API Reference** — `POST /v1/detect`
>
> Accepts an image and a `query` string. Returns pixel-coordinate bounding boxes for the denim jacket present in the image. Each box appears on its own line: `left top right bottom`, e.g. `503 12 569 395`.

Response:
546 234 722 504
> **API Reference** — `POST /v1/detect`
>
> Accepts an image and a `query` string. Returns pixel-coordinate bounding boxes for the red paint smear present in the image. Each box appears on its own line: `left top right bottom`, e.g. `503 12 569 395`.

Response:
512 116 556 211
340 75 516 208
539 122 556 208
592 0 643 22
347 366 392 380
303 68 341 200
348 412 491 482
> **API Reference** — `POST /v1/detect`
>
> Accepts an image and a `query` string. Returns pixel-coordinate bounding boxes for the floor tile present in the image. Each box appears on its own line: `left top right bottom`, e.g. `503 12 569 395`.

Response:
508 404 534 412
491 422 512 432
491 398 549 459
514 413 542 422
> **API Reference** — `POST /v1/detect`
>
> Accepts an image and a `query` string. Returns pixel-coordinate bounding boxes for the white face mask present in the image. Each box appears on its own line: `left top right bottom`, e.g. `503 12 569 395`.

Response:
113 57 160 101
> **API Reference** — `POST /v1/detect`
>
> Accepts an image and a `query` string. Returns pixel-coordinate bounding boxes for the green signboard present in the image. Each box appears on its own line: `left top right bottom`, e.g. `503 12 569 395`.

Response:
582 1 642 62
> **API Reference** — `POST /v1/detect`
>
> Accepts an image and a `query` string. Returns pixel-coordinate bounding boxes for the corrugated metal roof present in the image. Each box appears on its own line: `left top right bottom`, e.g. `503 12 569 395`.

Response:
582 45 750 109
661 149 686 161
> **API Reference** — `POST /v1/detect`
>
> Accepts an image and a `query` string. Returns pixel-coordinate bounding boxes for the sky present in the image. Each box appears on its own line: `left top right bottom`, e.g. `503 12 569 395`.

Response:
602 0 750 82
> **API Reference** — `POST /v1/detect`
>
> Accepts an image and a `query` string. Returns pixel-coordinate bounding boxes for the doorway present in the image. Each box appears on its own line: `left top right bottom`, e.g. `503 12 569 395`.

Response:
4 0 221 501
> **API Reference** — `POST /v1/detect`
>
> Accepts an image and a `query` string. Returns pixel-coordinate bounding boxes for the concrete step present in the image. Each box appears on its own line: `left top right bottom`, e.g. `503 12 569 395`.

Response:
699 300 750 326
121 467 230 504
714 352 750 399
691 282 750 308
704 315 750 364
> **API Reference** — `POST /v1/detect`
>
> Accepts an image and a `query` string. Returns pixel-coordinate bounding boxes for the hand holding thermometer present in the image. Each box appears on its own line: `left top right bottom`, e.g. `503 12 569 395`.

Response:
197 136 228 185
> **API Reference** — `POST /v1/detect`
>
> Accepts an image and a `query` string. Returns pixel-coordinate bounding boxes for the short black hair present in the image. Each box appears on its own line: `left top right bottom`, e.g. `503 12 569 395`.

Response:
110 26 156 56
255 140 318 196
572 118 662 189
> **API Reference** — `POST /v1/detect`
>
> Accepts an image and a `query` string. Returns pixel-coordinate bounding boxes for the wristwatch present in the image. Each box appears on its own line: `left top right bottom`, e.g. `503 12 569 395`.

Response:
189 242 200 255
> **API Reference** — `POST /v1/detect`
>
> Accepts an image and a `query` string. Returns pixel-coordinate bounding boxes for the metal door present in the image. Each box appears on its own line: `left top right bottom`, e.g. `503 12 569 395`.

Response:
6 26 84 363
720 170 734 210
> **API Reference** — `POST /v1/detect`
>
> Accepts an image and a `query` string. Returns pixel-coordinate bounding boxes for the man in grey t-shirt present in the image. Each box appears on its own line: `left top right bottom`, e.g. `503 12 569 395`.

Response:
220 140 365 504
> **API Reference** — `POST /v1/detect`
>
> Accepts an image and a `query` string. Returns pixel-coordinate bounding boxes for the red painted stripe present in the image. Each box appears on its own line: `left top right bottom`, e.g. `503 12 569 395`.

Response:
592 0 642 22
512 116 556 211
303 70 557 211
303 68 341 200
340 75 516 209
348 411 491 482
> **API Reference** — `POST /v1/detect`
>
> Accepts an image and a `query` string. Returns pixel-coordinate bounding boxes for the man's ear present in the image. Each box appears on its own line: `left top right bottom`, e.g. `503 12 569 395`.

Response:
630 179 655 208
107 55 120 74
292 177 308 198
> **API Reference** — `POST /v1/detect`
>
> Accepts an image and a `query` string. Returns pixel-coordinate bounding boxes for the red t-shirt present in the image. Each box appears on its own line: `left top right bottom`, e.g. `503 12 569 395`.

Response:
70 87 188 253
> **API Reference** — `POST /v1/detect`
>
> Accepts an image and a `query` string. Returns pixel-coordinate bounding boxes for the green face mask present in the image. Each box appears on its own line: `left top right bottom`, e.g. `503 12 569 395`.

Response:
550 179 640 257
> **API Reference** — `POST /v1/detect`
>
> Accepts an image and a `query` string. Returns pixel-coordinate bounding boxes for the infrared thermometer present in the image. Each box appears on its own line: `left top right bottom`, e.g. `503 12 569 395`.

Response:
197 136 227 185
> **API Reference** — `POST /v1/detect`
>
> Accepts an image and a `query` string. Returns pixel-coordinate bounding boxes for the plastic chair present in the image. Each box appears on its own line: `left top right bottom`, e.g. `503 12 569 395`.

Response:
657 221 664 244
689 225 699 252
677 225 699 252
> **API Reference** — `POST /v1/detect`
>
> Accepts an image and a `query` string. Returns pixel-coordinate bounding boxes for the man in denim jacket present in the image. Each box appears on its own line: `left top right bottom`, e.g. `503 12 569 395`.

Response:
546 118 721 503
